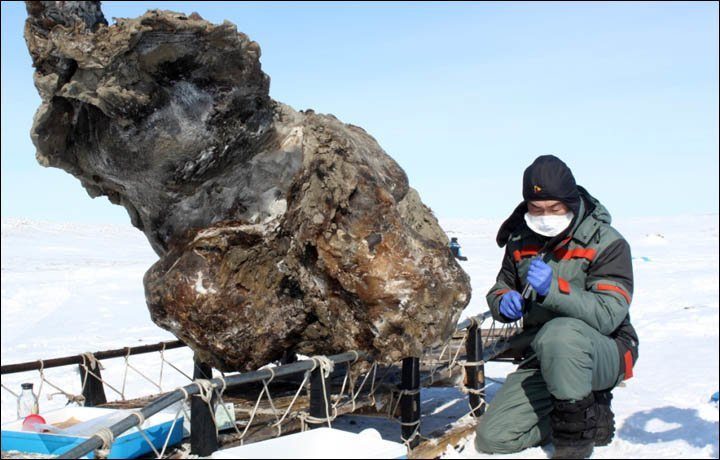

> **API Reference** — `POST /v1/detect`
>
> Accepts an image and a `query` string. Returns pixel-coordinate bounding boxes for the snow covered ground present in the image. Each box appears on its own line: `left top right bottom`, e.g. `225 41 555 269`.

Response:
1 215 718 458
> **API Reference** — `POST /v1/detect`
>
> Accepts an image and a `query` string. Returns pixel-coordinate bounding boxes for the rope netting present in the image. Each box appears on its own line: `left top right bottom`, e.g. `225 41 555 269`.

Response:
1 314 523 458
1 344 195 410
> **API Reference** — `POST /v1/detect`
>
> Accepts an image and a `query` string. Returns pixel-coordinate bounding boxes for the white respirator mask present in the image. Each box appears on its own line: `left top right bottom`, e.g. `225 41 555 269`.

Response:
524 212 574 237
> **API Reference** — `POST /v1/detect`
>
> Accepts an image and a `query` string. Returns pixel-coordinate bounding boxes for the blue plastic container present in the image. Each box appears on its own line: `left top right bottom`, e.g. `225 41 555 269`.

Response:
1 406 184 459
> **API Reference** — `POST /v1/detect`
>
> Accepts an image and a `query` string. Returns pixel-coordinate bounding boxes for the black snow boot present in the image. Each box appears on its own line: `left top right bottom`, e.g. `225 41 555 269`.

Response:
550 393 597 459
593 389 615 446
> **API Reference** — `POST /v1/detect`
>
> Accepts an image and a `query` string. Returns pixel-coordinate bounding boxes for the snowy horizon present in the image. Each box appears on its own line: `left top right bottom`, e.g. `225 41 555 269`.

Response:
4 212 719 228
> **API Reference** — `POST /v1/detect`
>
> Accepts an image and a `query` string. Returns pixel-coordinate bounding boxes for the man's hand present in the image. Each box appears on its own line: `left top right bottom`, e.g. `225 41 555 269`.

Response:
499 290 524 320
527 259 553 296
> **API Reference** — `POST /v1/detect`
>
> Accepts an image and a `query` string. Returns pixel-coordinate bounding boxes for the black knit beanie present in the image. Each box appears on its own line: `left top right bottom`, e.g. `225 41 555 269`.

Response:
522 155 580 215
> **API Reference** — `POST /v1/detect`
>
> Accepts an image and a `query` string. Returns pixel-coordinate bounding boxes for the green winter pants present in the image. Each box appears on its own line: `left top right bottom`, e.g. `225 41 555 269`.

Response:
474 317 621 454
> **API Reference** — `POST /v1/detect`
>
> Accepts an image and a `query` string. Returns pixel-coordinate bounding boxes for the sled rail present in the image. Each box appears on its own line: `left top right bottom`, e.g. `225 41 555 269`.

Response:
0 340 186 375
1 310 522 459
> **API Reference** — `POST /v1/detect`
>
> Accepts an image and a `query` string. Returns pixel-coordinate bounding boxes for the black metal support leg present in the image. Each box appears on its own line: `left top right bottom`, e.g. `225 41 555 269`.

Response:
191 357 218 456
400 357 421 449
79 361 107 407
465 321 485 417
309 367 330 429
280 349 298 365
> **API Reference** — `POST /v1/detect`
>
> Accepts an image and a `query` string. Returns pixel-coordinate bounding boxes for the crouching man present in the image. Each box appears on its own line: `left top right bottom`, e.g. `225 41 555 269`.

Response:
474 155 639 459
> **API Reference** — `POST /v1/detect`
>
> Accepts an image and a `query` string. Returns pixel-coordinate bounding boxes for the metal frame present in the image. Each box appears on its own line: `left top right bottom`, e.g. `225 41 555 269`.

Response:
1 310 522 458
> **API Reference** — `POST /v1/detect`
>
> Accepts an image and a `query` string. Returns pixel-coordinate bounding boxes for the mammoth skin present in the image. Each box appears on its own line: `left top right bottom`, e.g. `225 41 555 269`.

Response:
24 2 471 371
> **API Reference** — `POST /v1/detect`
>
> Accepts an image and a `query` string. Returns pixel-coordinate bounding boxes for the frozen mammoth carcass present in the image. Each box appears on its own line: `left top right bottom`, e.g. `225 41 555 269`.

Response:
24 2 471 371
144 110 471 371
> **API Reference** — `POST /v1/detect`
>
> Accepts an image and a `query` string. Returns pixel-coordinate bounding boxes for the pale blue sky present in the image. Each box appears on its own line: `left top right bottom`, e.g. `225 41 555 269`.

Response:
2 1 718 223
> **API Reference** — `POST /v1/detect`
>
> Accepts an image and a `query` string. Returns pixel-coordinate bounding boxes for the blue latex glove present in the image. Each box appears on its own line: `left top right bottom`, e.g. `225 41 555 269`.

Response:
499 290 524 320
527 258 553 296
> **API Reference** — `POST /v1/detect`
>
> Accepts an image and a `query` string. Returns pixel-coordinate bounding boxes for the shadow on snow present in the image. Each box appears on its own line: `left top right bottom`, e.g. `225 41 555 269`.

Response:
619 406 719 457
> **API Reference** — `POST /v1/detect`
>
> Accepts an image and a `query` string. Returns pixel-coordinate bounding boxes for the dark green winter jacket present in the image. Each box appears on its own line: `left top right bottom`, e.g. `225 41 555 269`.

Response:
487 186 639 377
